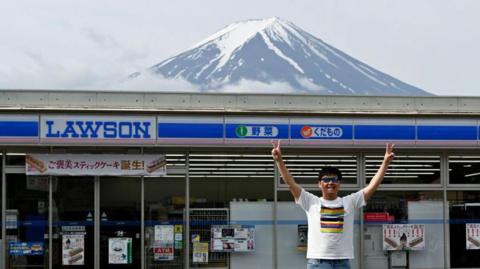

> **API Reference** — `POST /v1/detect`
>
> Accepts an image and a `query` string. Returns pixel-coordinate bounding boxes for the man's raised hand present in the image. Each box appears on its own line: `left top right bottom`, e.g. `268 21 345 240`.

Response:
271 139 282 161
384 143 395 163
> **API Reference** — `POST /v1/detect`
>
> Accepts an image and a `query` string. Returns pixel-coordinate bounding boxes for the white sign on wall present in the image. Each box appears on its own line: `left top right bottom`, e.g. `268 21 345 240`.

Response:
383 224 425 251
466 223 480 249
26 154 166 176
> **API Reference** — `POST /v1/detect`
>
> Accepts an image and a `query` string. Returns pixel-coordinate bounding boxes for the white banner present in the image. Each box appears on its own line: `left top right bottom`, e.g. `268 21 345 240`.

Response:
383 224 425 251
26 154 166 176
466 223 480 249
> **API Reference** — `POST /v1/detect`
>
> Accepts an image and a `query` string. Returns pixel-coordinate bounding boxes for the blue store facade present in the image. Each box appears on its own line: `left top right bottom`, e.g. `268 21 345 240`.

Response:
1 90 480 269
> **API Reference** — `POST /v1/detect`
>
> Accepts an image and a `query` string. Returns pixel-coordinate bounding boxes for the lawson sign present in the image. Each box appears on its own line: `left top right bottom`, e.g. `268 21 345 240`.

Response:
41 116 156 144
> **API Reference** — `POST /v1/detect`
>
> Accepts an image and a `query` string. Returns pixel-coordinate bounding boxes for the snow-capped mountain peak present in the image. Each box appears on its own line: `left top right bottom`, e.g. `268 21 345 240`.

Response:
130 17 431 96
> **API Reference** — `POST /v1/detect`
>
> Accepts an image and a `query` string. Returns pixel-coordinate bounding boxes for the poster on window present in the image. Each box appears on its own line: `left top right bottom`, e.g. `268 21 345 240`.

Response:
193 242 208 263
153 245 174 261
108 238 132 264
154 225 174 243
297 225 308 248
62 234 85 265
466 223 480 249
8 242 44 255
383 224 425 250
210 225 255 252
26 154 166 176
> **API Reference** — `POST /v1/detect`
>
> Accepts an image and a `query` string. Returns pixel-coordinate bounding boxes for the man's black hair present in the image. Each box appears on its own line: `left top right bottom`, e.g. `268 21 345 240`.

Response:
318 166 342 181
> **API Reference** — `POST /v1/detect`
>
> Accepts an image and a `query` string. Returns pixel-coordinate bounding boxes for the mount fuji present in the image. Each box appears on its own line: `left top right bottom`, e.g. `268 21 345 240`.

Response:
129 17 431 96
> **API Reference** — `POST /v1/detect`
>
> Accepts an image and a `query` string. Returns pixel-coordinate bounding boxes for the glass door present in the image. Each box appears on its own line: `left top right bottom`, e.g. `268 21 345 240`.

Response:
100 177 141 268
52 176 94 268
6 174 49 269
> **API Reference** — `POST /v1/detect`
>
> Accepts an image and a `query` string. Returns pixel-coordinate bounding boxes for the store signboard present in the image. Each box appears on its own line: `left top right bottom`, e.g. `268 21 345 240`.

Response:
40 115 156 144
291 124 352 140
466 223 480 249
225 117 289 145
383 224 425 251
9 242 44 255
62 234 85 265
2 114 480 146
108 238 132 264
26 154 166 176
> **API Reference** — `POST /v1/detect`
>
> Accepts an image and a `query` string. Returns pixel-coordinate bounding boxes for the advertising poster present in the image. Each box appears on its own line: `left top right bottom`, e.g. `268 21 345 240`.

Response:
154 225 174 243
9 242 44 255
174 225 183 250
62 234 85 265
153 225 175 261
383 224 425 250
5 210 18 229
297 225 308 248
193 242 209 263
26 154 166 176
108 238 132 264
210 225 255 252
466 223 480 249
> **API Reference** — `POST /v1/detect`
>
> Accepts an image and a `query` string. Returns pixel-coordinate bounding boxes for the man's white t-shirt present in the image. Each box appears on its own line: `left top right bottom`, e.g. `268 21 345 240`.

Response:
295 189 366 259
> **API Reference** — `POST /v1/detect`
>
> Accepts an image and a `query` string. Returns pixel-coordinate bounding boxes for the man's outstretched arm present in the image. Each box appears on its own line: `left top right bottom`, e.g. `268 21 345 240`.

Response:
363 143 395 201
271 140 302 200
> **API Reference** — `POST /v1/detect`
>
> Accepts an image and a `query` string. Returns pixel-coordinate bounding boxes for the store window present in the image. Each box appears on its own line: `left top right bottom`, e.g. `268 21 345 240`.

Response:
448 191 480 268
363 191 444 269
189 152 274 268
6 174 49 268
52 176 94 268
145 154 186 269
277 190 362 269
449 156 480 184
366 154 441 184
280 153 358 186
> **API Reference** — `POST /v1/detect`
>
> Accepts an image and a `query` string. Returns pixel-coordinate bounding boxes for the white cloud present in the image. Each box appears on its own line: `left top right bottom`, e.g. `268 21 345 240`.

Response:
208 79 297 94
110 72 199 92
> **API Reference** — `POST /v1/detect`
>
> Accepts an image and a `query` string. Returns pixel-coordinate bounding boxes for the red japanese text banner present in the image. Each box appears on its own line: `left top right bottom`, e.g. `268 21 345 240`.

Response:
26 154 167 176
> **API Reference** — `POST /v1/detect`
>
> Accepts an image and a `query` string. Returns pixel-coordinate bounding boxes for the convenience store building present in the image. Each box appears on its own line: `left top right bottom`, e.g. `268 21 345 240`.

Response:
1 90 480 269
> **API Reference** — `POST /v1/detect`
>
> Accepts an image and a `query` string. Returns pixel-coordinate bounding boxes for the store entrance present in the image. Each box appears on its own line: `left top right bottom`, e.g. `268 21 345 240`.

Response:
100 177 141 268
52 176 95 269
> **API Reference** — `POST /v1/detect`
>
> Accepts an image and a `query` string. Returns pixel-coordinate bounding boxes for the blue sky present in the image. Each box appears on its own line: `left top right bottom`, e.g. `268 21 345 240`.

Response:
1 0 479 95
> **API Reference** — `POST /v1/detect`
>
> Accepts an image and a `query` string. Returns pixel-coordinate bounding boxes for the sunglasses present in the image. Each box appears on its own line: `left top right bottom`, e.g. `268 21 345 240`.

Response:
320 176 339 183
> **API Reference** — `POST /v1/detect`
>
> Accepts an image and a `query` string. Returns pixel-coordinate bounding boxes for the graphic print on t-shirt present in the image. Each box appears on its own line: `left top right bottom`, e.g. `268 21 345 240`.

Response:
320 205 345 233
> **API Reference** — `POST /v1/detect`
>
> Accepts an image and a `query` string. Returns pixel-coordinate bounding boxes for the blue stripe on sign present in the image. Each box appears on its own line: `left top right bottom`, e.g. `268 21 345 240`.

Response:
0 121 38 137
418 125 478 140
226 124 288 139
290 125 353 139
158 123 223 138
355 125 416 140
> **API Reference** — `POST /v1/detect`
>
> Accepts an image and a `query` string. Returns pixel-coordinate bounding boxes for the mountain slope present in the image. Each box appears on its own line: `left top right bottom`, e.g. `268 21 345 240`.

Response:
130 17 431 96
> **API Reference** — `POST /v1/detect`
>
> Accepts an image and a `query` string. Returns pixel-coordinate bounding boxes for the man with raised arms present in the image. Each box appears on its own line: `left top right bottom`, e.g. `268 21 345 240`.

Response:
271 140 395 269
